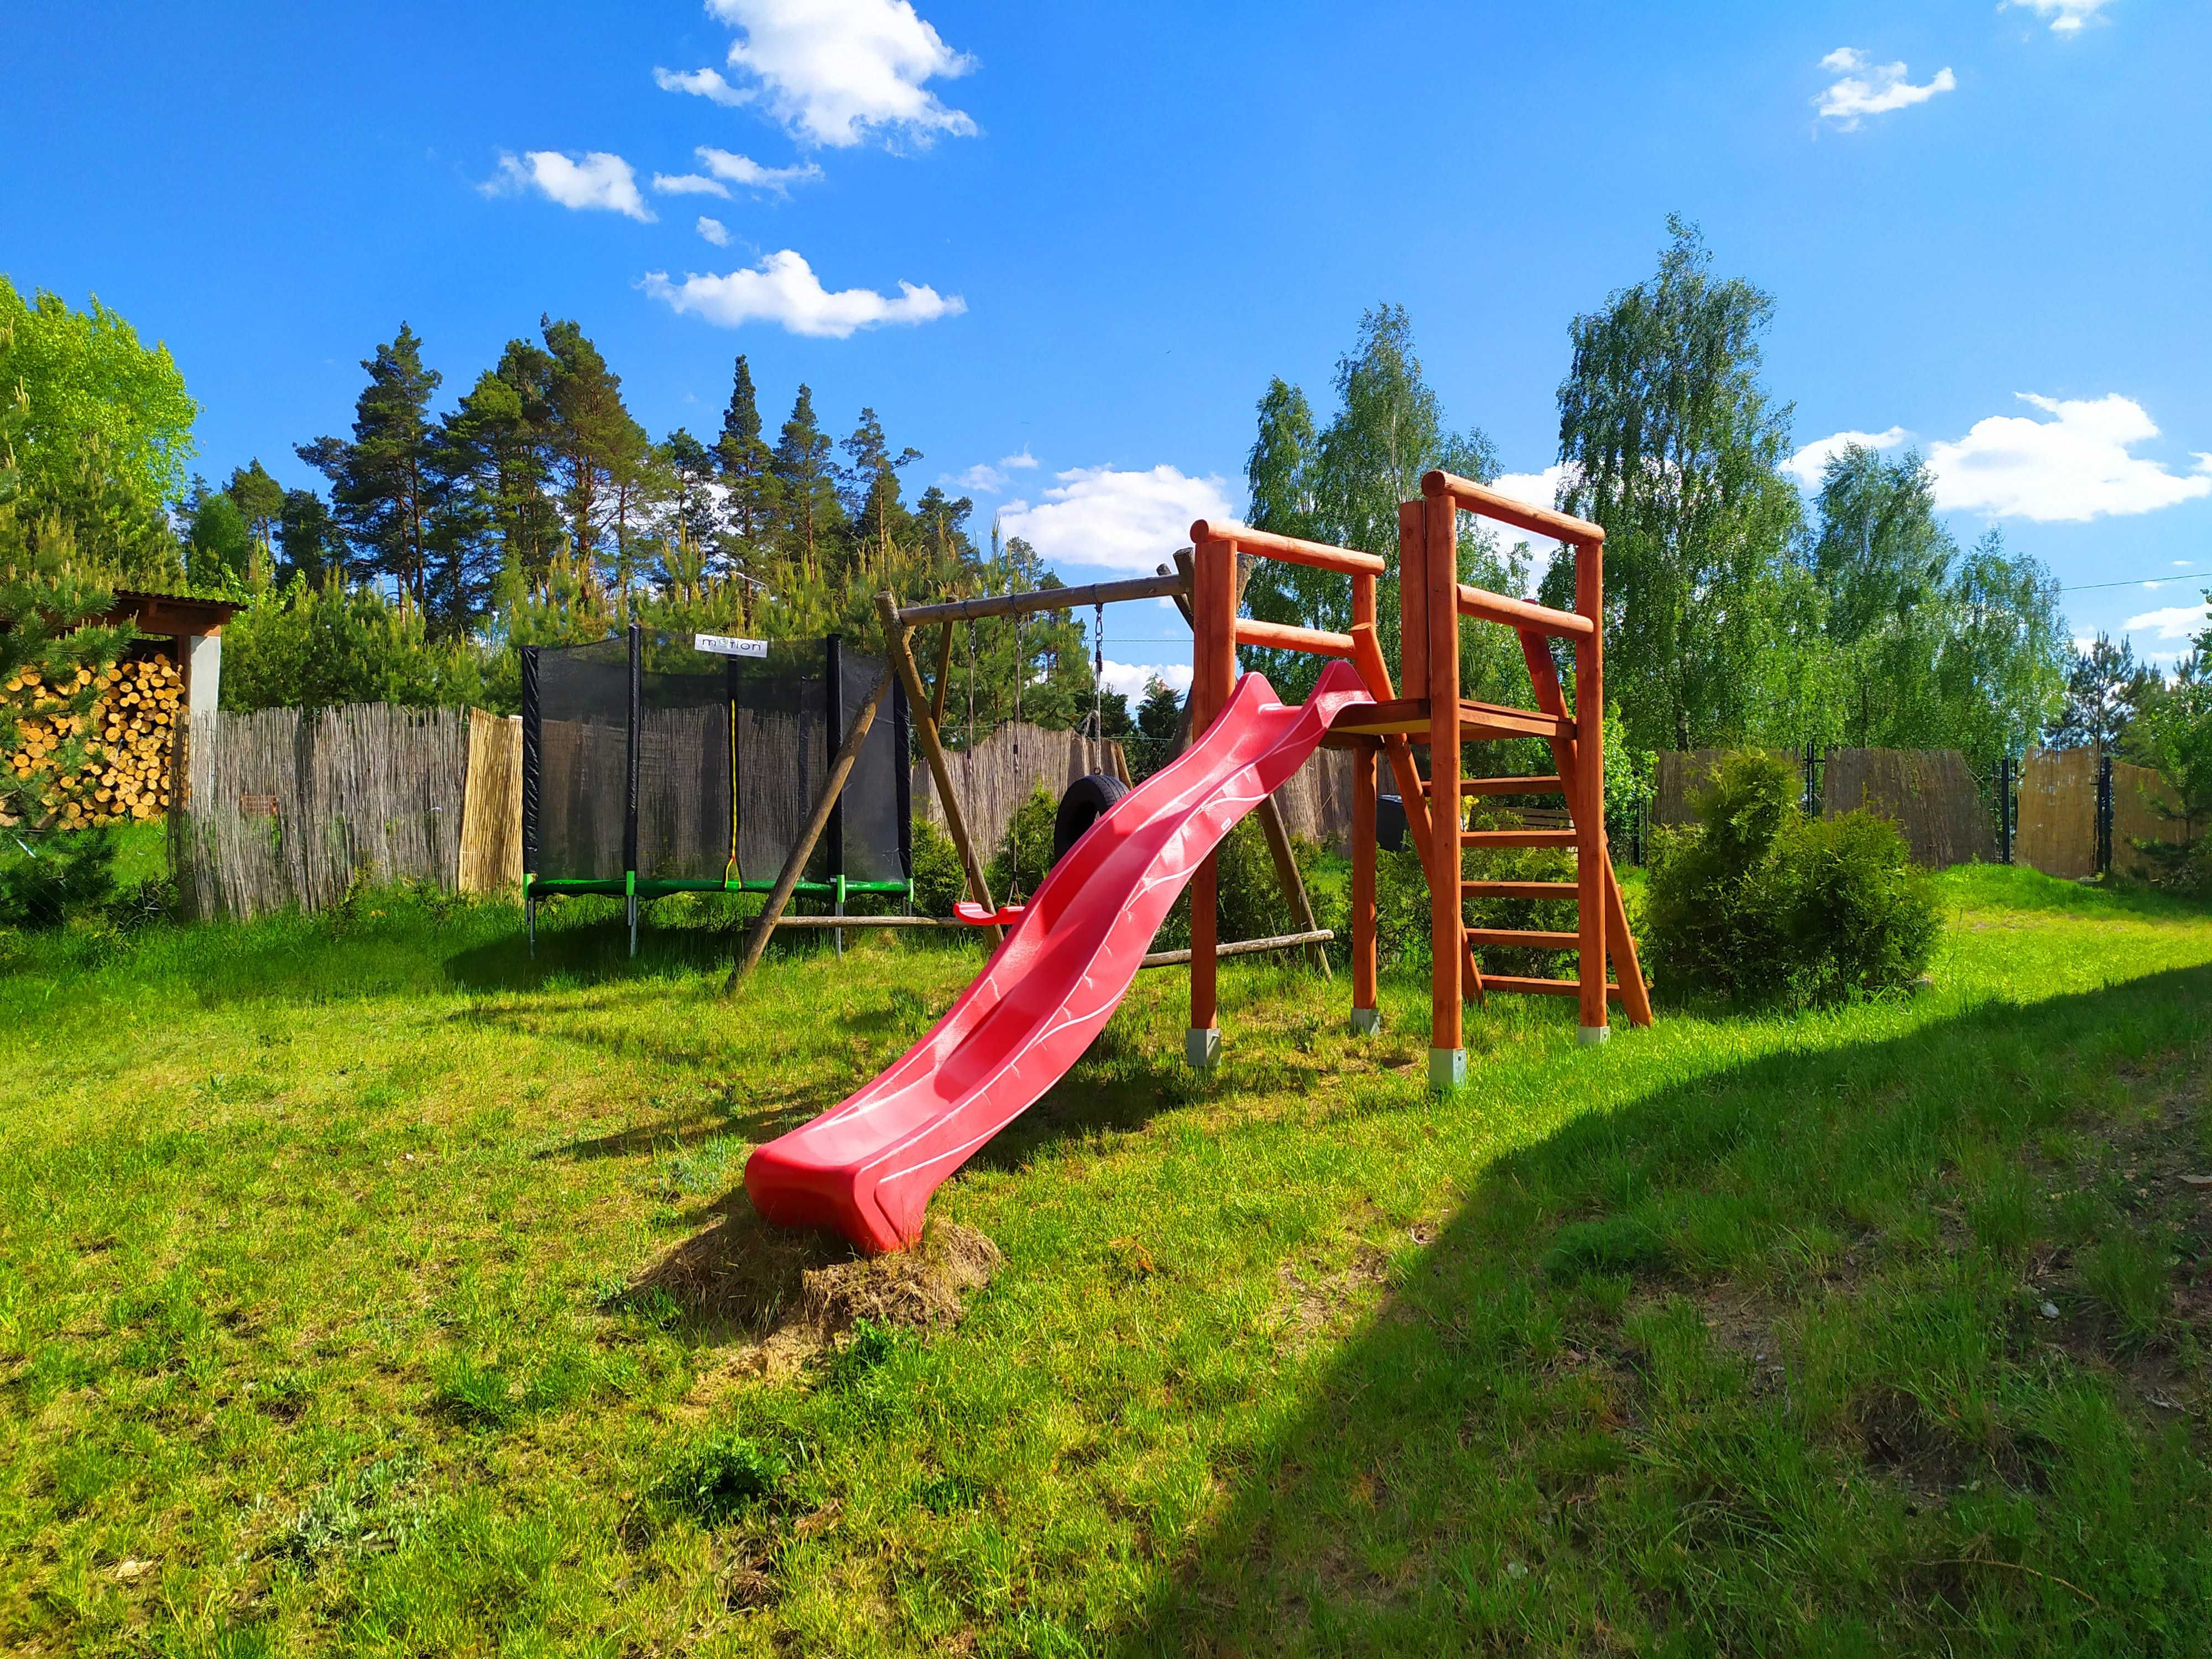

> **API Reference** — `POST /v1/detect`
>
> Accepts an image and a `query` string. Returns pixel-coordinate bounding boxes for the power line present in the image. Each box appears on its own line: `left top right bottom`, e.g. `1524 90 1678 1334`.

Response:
2060 573 2205 592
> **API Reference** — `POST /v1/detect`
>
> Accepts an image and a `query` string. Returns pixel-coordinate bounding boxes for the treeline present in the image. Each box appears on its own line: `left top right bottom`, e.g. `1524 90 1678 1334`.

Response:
200 319 1119 736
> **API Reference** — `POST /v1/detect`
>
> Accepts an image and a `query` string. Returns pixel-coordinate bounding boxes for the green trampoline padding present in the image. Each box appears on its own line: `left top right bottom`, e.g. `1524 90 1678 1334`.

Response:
526 875 911 899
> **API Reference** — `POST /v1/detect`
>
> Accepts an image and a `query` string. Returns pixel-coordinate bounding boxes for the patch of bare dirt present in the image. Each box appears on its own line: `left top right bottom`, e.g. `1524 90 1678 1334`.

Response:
625 1198 1000 1386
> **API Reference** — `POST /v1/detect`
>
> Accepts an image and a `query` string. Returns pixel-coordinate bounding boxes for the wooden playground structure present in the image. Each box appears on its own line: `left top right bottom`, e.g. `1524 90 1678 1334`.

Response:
731 468 1651 1086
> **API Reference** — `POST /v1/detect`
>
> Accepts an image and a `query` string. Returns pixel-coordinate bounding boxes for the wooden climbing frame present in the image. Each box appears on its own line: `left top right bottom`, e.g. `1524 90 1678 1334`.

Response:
1185 471 1652 1088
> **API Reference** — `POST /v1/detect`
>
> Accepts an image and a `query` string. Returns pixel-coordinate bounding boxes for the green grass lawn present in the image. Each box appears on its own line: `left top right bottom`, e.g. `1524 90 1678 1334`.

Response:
3 867 2210 1656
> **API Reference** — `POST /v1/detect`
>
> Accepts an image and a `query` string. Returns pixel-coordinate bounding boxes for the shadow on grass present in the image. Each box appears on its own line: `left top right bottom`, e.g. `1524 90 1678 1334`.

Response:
1108 963 2212 1656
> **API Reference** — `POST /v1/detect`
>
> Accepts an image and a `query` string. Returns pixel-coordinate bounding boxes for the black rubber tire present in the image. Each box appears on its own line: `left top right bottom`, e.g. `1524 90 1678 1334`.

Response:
1377 792 1407 853
1053 772 1129 864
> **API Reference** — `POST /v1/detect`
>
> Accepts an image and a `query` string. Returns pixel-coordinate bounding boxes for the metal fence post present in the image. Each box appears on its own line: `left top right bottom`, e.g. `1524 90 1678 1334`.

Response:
2096 753 2114 876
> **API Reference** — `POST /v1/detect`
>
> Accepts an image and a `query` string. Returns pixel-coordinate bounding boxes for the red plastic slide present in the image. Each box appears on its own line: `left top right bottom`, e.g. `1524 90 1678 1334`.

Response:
743 661 1375 1253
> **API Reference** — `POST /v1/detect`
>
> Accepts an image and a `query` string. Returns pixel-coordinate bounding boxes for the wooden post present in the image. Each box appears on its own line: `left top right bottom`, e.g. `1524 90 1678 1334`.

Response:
1170 550 1327 975
1348 622 1484 1006
1351 737 1379 1033
928 620 956 727
876 592 999 943
1572 535 1609 1042
1516 629 1651 1028
1187 534 1237 1072
725 664 894 991
1422 494 1464 1091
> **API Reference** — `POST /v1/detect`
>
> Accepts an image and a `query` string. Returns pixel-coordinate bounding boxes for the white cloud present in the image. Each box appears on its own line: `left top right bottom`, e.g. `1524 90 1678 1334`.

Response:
1816 49 1957 129
947 463 1008 494
640 249 964 338
696 217 732 247
1785 426 1912 487
695 147 823 196
942 451 1042 496
702 0 977 148
1927 394 2212 521
1100 660 1191 700
654 65 750 107
2122 602 2210 643
484 150 654 221
2006 0 2116 34
998 466 1236 575
653 173 731 198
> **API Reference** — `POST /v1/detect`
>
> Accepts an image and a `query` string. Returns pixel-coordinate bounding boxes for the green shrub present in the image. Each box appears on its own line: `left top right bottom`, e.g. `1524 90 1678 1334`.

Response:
985 784 1058 903
0 827 116 928
909 816 968 917
1644 750 1939 1006
656 1429 794 1526
1370 810 1578 977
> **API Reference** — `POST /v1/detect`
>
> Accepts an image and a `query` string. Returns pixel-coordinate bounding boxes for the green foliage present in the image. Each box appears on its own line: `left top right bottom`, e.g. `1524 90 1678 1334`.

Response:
1151 817 1328 955
221 577 486 712
1240 307 1496 700
909 816 969 917
0 829 116 929
0 275 199 510
1645 750 1940 1006
656 1429 794 1526
186 487 254 589
1368 813 1579 977
1549 218 1804 753
2125 635 2212 896
987 784 1058 901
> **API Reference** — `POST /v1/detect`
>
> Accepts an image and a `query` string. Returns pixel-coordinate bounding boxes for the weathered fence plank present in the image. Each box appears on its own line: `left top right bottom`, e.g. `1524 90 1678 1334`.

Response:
458 711 523 893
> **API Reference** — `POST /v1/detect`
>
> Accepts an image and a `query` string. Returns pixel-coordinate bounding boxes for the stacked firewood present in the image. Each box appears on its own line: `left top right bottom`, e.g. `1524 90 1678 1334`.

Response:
3 655 181 827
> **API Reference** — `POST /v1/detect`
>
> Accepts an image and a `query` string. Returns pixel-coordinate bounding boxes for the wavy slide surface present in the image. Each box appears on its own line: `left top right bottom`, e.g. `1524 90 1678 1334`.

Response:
744 661 1373 1253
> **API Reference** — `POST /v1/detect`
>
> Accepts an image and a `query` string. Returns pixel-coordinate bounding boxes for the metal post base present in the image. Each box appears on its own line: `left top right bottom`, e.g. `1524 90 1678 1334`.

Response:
1186 1027 1220 1073
525 896 536 957
1349 1007 1381 1036
1428 1047 1466 1093
1578 1025 1610 1047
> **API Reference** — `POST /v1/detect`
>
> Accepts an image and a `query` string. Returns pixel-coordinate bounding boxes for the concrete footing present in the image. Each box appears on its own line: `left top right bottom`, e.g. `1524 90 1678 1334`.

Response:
1186 1027 1220 1072
1428 1047 1466 1093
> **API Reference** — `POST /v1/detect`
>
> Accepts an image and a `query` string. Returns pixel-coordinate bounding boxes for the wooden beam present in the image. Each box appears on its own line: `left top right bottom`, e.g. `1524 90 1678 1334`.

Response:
1425 492 1464 1064
878 591 1000 945
1352 737 1378 1022
896 570 1187 627
764 915 974 928
1233 618 1357 657
1463 880 1579 899
1141 929 1333 969
1188 520 1387 577
927 619 955 727
1422 469 1607 547
1484 974 1625 1001
1462 828 1578 848
1455 582 1594 639
726 663 894 990
1464 927 1580 950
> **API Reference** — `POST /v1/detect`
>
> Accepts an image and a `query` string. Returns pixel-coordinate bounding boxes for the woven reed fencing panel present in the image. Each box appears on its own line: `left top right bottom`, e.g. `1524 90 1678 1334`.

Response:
1652 749 1795 828
2016 748 2188 880
458 711 523 893
1823 748 1994 869
179 705 470 919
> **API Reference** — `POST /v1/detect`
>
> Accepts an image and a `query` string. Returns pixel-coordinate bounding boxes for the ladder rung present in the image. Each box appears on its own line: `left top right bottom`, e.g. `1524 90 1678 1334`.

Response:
1434 775 1566 796
1462 829 1578 848
1465 928 1580 949
1462 880 1579 899
1484 974 1625 1001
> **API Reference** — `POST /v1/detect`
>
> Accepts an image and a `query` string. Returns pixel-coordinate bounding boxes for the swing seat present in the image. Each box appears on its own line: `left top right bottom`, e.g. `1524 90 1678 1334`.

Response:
954 901 1026 926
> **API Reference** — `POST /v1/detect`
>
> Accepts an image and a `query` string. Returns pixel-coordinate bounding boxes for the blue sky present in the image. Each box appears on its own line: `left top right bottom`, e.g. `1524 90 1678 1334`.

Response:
6 0 2207 693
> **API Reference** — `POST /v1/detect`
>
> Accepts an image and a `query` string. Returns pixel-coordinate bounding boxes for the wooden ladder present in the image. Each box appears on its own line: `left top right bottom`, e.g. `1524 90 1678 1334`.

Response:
1423 627 1652 1027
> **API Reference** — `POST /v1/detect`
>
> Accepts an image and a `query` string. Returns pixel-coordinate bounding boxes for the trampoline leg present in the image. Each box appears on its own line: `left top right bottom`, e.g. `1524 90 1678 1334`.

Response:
628 893 638 958
834 898 844 959
525 895 536 957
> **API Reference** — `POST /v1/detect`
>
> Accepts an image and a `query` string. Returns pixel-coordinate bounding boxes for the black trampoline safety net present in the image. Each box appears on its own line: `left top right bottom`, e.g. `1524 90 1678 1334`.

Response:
521 627 910 894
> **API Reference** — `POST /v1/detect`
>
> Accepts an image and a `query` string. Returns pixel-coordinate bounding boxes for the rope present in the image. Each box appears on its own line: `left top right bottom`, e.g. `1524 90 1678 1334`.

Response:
1010 578 1025 901
1092 600 1105 745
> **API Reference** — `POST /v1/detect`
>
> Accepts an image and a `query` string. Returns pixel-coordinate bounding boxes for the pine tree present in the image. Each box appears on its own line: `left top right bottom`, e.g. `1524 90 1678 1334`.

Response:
716 355 775 559
839 406 921 582
225 460 285 568
2057 633 2153 759
540 316 634 585
770 385 839 583
296 323 444 618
